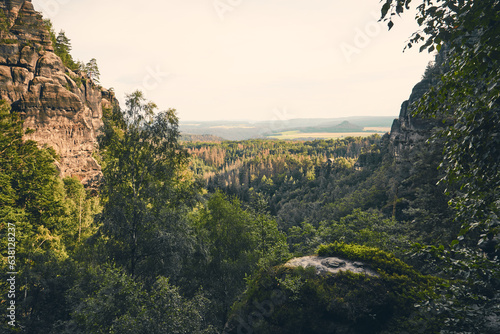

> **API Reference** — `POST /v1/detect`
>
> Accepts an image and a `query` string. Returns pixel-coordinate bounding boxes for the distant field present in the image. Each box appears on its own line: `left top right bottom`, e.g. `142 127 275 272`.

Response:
267 131 383 140
364 127 391 132
179 117 395 140
210 125 257 129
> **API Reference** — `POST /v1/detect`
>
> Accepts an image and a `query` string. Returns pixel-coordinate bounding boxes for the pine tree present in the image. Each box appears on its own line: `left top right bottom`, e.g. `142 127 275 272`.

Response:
85 58 100 83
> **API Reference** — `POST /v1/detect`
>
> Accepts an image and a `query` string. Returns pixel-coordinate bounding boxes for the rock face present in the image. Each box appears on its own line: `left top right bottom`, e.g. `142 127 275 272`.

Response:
0 0 115 186
285 255 379 277
389 78 440 159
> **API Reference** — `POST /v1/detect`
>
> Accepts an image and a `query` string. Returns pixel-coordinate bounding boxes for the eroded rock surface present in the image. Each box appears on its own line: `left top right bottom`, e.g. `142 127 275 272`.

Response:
389 78 441 160
0 0 116 186
285 255 379 276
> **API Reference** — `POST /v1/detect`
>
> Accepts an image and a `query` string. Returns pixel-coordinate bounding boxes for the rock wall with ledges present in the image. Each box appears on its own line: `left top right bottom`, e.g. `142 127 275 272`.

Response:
389 78 440 160
0 0 115 186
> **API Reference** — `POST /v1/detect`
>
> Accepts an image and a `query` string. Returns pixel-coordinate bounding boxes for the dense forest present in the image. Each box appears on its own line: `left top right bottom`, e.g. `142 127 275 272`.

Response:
185 132 456 252
1 0 500 333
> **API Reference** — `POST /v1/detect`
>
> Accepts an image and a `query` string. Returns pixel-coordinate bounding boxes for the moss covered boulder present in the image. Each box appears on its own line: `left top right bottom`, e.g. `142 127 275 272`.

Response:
223 242 441 334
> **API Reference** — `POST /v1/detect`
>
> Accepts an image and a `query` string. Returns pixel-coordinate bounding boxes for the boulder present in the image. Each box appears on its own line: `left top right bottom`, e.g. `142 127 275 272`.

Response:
285 255 378 276
224 243 441 334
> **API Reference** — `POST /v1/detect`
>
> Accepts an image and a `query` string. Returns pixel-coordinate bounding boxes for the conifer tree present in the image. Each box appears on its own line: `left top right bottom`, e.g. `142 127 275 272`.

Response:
85 58 100 83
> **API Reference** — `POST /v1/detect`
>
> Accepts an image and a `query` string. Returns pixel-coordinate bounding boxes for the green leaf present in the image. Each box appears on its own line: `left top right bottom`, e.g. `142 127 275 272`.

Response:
381 2 391 18
396 4 404 15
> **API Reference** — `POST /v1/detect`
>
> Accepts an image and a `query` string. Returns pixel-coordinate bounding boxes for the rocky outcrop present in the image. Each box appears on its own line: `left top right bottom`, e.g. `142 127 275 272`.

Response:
224 243 438 334
0 0 115 186
389 78 441 159
285 255 379 276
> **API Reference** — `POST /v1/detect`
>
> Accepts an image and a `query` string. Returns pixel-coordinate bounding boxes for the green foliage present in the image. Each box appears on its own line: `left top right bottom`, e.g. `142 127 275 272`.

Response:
180 125 469 330
188 131 459 253
44 20 80 71
98 91 199 279
62 177 101 249
84 58 100 83
421 51 500 244
380 2 500 330
1 92 211 332
227 249 441 334
0 101 101 331
0 8 8 32
187 135 390 230
394 138 460 245
288 209 410 256
57 265 214 334
317 242 422 278
68 72 83 88
190 191 289 329
380 0 500 244
0 100 67 260
1 38 17 44
410 244 500 333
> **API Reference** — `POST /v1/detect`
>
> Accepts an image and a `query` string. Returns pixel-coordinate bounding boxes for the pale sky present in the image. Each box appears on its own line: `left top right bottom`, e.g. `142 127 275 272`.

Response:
31 0 434 121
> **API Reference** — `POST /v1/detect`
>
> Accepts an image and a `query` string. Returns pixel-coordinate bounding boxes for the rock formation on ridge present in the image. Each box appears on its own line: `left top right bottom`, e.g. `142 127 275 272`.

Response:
389 51 451 160
389 78 439 159
0 0 116 186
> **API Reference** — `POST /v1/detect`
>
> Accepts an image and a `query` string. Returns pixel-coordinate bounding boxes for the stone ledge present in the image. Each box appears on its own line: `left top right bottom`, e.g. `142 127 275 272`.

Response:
285 255 379 277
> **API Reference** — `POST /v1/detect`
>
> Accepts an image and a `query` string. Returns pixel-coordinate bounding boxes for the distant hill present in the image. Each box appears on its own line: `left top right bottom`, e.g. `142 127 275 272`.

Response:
180 134 226 142
293 120 364 133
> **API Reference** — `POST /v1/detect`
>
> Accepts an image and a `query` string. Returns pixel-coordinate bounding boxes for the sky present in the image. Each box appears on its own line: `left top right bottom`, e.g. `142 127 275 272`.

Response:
31 0 435 122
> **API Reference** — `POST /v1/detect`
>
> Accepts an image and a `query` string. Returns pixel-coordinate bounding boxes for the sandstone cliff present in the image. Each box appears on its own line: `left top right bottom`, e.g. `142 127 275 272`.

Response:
389 50 451 161
0 0 115 186
389 77 440 159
